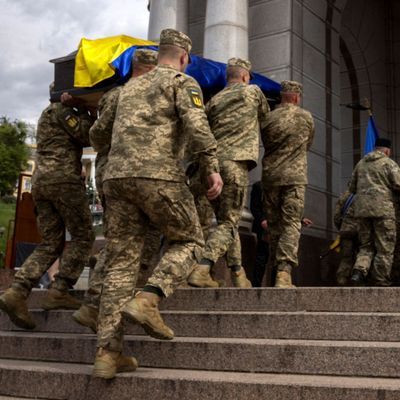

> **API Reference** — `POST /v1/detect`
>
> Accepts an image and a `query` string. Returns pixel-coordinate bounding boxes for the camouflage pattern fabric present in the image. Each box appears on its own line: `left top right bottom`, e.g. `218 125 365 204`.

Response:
262 185 306 273
336 236 358 284
261 103 315 186
32 103 94 187
349 150 400 285
202 160 248 264
90 65 219 183
333 190 359 284
13 183 94 295
90 87 122 200
205 83 270 171
349 150 400 219
97 177 204 352
189 167 242 266
391 196 400 283
353 217 395 286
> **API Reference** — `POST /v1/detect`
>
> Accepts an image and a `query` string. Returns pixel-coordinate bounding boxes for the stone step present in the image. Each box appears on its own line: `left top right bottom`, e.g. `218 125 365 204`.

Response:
1 309 400 341
1 359 400 400
17 287 400 312
1 331 400 378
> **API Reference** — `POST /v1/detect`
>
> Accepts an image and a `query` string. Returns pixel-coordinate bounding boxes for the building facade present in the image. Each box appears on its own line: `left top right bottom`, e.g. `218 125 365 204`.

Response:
147 0 400 284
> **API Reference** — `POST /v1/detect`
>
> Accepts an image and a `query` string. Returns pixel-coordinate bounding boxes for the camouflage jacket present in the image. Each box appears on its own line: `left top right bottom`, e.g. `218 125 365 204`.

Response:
90 64 219 183
261 103 315 186
32 103 94 187
333 190 359 234
349 150 400 218
205 83 270 171
89 87 121 187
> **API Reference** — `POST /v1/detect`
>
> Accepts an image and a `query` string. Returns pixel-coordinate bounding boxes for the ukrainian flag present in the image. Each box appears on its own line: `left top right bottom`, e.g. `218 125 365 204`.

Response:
73 35 280 98
74 35 156 87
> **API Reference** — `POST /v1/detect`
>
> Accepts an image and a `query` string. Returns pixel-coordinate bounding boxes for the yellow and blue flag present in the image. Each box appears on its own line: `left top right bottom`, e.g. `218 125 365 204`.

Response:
74 35 156 87
73 35 280 97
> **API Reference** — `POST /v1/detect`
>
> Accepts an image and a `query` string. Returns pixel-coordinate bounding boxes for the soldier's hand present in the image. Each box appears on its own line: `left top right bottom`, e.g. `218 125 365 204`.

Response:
207 173 223 200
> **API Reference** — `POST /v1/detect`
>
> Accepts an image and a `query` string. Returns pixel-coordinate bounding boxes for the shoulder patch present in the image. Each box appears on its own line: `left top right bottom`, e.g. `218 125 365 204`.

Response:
65 114 79 130
187 87 203 108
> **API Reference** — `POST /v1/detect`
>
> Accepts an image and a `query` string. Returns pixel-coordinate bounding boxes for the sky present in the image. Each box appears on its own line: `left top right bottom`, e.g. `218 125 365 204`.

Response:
0 0 149 125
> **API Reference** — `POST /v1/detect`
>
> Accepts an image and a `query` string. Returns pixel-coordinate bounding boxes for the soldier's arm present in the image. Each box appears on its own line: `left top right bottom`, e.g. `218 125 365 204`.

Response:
389 162 400 192
56 105 95 147
89 88 120 152
175 76 219 176
256 87 271 130
306 112 315 150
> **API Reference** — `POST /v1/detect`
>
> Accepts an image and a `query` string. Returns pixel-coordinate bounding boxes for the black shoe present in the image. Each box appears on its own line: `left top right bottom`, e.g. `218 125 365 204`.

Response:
350 270 365 286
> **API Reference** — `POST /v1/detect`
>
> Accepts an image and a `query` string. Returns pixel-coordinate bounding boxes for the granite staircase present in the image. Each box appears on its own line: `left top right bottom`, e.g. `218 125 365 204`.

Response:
1 287 400 399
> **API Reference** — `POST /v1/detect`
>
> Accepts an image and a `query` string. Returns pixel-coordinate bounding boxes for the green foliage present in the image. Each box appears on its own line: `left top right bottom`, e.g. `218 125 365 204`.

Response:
0 200 16 267
0 117 30 197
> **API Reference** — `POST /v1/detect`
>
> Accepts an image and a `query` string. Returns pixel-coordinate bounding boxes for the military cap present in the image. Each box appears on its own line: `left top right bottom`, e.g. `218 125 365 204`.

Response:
227 57 252 72
375 138 391 149
159 28 192 54
281 80 303 94
133 48 158 65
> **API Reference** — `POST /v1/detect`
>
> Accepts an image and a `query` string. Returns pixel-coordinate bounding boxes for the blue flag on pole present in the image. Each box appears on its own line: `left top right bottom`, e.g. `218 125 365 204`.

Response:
363 115 379 155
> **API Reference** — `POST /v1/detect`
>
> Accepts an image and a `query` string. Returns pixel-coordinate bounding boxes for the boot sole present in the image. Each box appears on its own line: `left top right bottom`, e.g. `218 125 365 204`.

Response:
121 309 173 341
92 368 116 379
187 280 219 288
0 298 35 330
71 312 97 334
42 302 81 311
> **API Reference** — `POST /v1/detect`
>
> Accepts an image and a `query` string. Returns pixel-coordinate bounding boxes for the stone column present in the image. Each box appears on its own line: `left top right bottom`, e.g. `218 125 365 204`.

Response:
203 0 249 62
148 0 189 41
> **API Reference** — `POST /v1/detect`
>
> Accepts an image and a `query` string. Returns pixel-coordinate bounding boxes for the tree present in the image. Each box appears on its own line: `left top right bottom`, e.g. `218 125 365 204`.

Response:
0 117 30 197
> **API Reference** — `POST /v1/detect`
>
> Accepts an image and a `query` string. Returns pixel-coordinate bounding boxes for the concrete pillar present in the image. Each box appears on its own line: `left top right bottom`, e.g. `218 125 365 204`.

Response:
148 0 189 42
203 0 249 62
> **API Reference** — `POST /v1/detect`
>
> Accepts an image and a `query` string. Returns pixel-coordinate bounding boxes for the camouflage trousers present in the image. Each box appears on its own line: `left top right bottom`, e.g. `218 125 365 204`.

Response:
353 217 395 286
13 183 94 296
189 165 242 266
84 228 162 309
263 184 305 273
336 232 358 285
198 160 247 265
97 177 204 352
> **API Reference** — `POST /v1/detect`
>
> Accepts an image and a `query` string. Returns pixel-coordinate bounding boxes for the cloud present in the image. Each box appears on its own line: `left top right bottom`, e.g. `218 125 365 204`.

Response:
0 0 149 124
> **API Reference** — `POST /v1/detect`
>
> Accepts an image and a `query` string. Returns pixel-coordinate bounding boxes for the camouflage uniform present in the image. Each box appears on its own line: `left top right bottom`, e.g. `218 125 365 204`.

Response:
391 196 400 283
349 150 400 285
200 62 270 265
85 50 161 310
333 190 359 285
261 81 315 275
91 58 219 351
188 163 242 268
12 103 94 295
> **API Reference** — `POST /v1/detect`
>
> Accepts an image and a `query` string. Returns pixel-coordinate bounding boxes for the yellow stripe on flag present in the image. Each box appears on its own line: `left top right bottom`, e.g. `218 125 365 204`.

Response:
74 35 156 87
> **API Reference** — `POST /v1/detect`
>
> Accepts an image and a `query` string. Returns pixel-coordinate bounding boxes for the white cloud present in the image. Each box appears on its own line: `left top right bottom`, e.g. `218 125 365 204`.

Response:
0 0 149 124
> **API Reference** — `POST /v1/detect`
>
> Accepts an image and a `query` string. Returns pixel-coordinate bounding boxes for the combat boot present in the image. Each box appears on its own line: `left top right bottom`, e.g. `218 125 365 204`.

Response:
187 265 219 288
275 271 296 288
350 269 365 286
121 292 174 340
41 288 82 310
93 347 138 379
0 287 36 329
72 304 98 333
231 267 252 288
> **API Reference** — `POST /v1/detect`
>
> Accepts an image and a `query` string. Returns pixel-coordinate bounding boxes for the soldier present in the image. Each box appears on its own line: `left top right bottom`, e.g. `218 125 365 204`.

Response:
187 161 244 287
187 57 270 288
333 190 359 285
0 92 95 329
349 138 400 286
261 80 315 288
72 49 159 333
90 29 223 379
